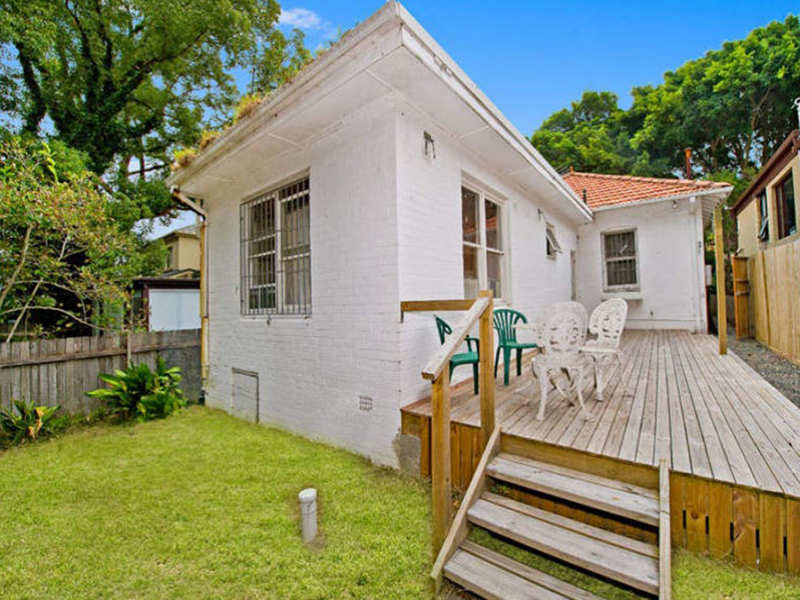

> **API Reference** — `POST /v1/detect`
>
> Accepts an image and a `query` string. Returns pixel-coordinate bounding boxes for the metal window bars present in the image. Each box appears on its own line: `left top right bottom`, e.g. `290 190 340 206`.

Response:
604 230 637 287
240 176 311 316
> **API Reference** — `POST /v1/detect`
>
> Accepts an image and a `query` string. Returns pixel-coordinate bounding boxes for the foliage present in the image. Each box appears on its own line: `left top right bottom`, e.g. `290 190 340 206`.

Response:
0 0 310 225
86 358 186 422
531 91 671 176
233 94 264 124
533 15 800 182
0 136 151 339
0 399 60 447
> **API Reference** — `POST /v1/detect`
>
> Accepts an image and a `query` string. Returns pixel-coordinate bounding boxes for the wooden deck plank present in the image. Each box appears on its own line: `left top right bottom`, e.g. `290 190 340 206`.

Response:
666 333 712 478
572 330 644 452
586 330 649 455
400 330 800 501
697 337 800 497
469 496 660 595
689 334 787 494
662 334 690 472
671 332 743 485
604 330 655 458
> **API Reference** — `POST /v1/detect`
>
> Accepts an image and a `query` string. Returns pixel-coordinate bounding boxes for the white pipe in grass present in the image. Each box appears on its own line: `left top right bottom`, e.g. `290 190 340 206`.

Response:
298 488 317 543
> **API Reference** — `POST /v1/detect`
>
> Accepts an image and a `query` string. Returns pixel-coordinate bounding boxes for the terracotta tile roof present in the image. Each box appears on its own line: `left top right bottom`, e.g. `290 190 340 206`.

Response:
562 171 731 209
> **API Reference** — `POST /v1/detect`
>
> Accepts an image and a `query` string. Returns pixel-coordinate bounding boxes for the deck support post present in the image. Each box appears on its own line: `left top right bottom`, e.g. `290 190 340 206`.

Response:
430 368 451 557
478 290 495 448
714 204 727 354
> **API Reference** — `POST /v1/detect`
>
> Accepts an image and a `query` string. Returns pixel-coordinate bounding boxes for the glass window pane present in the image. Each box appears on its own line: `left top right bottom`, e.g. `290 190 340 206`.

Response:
607 259 637 286
487 251 502 298
485 199 501 250
781 176 796 237
462 187 479 244
604 231 635 259
463 244 478 298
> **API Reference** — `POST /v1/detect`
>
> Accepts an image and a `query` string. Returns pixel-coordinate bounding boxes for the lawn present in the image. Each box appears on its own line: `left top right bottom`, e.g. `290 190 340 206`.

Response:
2 407 799 599
0 407 431 599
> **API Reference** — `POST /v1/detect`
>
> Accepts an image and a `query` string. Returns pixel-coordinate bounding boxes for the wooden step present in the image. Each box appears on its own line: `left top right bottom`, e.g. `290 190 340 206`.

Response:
445 541 604 600
487 453 659 526
468 494 660 595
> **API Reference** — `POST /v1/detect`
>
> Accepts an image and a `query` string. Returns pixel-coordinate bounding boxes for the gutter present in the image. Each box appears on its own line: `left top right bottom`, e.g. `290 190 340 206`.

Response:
591 186 733 212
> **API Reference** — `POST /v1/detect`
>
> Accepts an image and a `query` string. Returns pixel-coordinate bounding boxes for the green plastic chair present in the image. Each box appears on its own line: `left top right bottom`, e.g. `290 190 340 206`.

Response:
493 308 538 386
435 316 480 395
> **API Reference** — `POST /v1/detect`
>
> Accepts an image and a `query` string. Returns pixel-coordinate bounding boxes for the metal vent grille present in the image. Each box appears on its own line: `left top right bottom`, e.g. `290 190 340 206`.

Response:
240 176 311 316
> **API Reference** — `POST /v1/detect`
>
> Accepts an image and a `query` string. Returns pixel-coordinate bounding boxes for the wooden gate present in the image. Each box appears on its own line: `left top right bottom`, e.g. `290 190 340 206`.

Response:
731 255 749 339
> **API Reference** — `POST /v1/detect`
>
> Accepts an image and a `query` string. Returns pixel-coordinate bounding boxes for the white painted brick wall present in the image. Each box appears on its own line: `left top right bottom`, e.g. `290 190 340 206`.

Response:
576 200 707 331
394 104 579 404
204 98 403 466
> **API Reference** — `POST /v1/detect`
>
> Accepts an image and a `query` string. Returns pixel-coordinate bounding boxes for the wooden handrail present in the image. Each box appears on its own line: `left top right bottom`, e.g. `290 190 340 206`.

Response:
410 291 496 561
421 296 489 381
400 299 475 321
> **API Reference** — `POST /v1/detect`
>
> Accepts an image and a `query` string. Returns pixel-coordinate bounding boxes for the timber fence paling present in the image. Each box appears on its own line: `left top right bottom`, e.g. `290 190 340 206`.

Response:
0 329 201 412
747 236 800 365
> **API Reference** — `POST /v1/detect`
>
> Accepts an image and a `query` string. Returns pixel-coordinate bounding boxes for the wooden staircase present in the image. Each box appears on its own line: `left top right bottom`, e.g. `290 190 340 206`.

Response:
433 430 671 599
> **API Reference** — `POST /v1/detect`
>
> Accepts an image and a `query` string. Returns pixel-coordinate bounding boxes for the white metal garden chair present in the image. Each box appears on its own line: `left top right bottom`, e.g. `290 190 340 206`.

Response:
530 302 593 421
581 298 628 401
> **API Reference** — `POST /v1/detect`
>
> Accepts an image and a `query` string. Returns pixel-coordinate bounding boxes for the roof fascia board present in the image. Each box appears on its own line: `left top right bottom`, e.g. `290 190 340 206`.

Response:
168 3 404 187
394 6 592 223
591 186 733 212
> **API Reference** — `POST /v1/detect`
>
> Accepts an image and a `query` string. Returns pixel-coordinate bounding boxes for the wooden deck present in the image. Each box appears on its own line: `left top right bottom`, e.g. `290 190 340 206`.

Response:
402 330 800 498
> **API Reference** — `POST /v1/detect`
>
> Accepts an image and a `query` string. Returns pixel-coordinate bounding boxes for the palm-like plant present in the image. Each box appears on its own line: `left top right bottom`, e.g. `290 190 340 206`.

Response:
87 358 186 422
0 399 60 446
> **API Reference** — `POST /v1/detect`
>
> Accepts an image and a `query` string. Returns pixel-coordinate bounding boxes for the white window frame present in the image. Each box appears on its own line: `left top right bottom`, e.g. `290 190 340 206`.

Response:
240 174 311 317
461 182 507 301
601 228 640 292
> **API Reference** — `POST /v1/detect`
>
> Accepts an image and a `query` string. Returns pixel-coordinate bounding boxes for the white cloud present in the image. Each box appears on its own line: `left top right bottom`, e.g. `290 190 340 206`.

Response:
279 8 322 29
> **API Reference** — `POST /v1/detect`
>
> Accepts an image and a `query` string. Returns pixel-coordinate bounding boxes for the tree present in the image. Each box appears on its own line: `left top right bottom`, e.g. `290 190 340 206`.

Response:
533 16 800 182
631 15 800 177
0 0 311 229
531 91 671 176
0 136 154 340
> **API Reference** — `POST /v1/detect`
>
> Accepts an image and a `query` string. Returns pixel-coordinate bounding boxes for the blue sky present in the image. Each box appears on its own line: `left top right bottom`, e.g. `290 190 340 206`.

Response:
158 0 797 237
272 1 798 134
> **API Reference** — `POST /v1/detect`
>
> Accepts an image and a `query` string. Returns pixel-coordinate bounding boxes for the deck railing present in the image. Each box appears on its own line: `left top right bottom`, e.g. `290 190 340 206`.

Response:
401 290 496 555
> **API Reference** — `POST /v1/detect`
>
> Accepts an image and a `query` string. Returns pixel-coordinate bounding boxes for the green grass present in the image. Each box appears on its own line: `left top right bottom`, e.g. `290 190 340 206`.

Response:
469 528 800 600
0 407 431 599
2 407 798 599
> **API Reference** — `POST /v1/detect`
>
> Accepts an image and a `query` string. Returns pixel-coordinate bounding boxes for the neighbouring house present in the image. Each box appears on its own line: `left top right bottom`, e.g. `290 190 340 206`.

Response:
160 223 202 278
563 171 731 331
733 129 800 362
131 224 203 331
167 1 730 466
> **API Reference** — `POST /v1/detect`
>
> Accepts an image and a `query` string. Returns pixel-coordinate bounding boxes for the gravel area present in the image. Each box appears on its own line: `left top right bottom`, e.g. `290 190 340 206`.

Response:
727 327 800 409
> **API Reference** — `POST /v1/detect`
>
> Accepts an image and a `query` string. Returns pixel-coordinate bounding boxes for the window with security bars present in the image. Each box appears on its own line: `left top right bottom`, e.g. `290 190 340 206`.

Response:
240 176 311 315
602 229 638 289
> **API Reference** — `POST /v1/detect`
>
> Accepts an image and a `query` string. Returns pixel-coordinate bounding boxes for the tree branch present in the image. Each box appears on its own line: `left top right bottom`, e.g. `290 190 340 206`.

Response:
0 224 33 312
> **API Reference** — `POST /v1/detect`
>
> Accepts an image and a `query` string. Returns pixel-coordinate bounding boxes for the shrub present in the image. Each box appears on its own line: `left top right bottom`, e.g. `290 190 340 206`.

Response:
87 358 186 422
0 399 60 447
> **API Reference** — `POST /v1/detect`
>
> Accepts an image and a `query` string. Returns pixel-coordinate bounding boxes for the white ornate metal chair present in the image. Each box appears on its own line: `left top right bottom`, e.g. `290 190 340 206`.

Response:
530 302 593 421
581 298 628 401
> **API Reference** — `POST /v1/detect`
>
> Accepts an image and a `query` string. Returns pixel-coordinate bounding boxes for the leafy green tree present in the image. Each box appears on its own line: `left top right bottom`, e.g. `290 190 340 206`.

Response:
0 0 311 229
531 91 671 176
0 136 157 340
631 15 800 176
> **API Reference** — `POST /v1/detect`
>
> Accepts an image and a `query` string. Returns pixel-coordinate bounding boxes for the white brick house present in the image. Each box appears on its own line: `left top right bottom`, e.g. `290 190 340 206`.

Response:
168 2 730 466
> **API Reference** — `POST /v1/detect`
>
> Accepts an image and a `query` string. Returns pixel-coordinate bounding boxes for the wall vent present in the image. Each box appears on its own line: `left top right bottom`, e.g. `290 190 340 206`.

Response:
358 395 374 412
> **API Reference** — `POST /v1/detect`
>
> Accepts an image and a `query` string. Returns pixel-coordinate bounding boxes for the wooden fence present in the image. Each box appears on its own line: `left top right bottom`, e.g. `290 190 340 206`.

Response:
0 330 201 413
746 236 800 364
